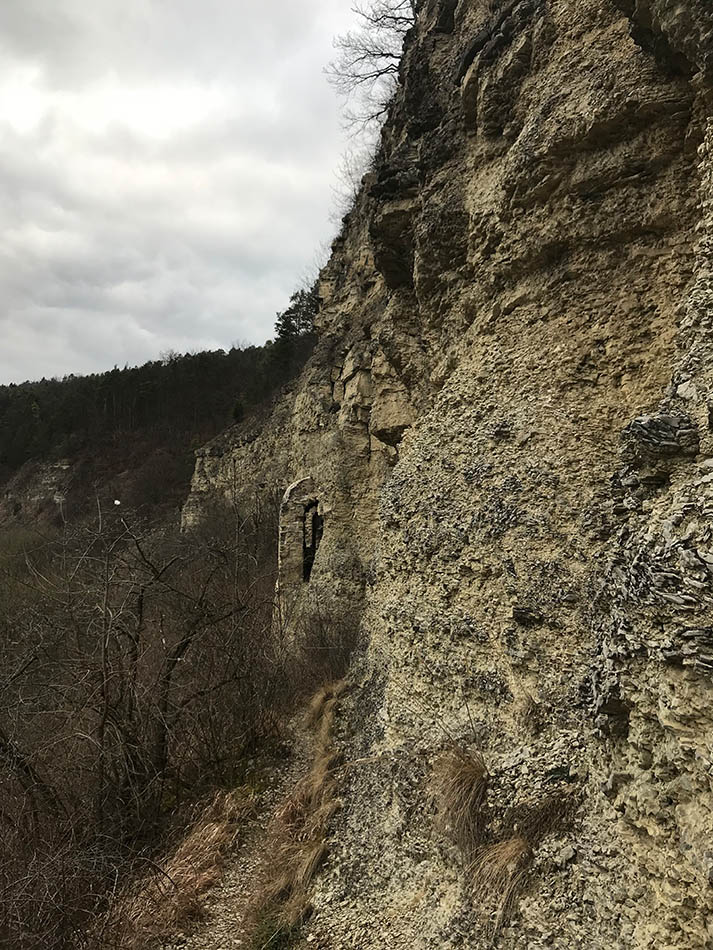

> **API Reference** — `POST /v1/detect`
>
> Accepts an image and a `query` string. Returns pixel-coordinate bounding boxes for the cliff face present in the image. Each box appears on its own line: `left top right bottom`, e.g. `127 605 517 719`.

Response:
184 1 713 946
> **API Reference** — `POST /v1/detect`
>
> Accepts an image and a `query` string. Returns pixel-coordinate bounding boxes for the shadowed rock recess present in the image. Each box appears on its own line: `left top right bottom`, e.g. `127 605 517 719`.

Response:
184 1 713 946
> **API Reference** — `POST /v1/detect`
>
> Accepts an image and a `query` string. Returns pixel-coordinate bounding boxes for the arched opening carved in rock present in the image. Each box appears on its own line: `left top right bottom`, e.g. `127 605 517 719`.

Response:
278 477 324 603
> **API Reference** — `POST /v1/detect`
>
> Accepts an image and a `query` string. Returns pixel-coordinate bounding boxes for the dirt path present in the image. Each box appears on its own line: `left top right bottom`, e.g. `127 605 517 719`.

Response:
163 746 308 950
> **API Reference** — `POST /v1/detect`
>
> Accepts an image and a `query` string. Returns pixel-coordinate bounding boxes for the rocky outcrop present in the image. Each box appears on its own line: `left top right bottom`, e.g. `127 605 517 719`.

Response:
184 1 713 946
0 459 70 523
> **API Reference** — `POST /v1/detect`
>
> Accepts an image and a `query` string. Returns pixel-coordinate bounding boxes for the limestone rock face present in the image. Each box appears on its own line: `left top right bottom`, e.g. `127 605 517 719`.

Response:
184 1 713 946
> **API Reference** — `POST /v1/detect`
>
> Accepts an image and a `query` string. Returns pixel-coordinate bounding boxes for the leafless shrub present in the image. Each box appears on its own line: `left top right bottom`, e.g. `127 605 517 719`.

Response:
329 140 379 224
0 491 286 949
0 823 111 950
291 605 359 697
0 471 363 950
326 0 418 131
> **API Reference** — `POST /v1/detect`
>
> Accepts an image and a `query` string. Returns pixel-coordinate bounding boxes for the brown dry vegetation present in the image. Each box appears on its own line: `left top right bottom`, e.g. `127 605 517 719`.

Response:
246 682 347 949
472 790 578 935
469 836 532 936
92 788 258 949
432 746 490 861
432 745 578 936
291 606 359 699
0 493 300 950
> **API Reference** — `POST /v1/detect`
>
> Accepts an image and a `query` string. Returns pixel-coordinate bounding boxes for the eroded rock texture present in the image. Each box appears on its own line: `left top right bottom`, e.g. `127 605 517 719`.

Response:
184 1 713 945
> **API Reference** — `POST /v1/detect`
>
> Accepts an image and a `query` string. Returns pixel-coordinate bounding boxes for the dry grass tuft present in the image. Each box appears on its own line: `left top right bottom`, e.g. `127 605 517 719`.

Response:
95 788 258 949
303 681 344 732
512 792 576 846
432 746 490 860
467 793 577 935
516 692 542 731
469 835 532 936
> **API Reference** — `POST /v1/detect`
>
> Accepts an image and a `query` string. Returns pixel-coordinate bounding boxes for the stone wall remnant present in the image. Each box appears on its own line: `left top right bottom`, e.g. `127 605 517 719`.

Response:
278 477 323 613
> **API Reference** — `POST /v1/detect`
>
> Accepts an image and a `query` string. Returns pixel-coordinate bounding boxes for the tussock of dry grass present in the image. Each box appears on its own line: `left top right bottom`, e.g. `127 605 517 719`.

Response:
510 792 576 847
469 835 532 936
95 788 258 950
303 681 344 732
514 689 542 735
466 792 576 934
432 746 490 860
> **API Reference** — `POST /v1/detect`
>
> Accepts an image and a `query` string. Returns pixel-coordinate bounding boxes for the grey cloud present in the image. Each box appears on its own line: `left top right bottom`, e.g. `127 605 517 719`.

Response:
0 0 350 88
0 0 358 383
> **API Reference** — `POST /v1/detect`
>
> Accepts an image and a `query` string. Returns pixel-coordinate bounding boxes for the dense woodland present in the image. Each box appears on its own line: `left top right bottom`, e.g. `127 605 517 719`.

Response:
0 285 318 515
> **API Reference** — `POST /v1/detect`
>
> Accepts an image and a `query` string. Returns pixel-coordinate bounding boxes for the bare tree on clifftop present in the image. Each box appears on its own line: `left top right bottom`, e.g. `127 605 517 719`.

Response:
326 0 418 130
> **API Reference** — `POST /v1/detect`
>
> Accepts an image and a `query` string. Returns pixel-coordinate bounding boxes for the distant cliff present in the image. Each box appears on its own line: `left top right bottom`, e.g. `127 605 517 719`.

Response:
185 2 713 946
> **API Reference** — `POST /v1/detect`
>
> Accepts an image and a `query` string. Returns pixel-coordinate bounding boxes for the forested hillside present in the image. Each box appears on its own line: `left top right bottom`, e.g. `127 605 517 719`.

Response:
0 284 328 950
0 286 318 518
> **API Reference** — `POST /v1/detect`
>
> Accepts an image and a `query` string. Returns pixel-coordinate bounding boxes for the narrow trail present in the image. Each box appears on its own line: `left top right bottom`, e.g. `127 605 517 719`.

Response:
164 744 309 950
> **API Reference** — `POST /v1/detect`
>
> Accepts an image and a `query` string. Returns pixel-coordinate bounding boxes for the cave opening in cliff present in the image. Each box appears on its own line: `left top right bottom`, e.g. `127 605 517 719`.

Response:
303 500 323 582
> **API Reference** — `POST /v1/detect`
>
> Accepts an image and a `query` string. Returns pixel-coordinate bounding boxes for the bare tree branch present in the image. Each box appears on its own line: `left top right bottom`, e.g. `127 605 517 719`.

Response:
326 0 418 131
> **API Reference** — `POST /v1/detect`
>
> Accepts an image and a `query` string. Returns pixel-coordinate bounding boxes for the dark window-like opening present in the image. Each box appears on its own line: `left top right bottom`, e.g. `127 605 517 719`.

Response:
303 502 323 582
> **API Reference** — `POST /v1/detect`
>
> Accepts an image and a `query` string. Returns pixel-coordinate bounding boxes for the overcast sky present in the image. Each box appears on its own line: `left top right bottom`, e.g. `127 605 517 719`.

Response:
0 0 360 384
